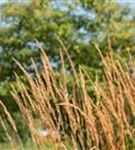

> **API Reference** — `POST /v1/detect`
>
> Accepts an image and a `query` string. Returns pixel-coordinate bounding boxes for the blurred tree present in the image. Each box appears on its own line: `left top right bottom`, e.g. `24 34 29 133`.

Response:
0 0 135 106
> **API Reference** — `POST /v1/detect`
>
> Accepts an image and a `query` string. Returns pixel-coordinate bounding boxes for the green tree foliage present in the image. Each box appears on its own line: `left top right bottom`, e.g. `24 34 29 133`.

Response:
0 0 135 97
0 0 135 144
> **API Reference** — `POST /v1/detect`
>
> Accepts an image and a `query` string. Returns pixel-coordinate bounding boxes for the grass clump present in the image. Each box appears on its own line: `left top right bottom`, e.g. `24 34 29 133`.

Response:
1 42 135 150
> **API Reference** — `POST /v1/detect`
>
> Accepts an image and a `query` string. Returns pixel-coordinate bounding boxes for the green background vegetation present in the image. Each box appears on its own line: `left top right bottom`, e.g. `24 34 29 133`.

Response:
0 0 135 148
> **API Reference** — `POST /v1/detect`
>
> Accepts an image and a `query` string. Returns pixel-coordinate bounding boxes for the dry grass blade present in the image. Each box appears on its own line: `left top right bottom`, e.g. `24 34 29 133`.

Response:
10 45 135 150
